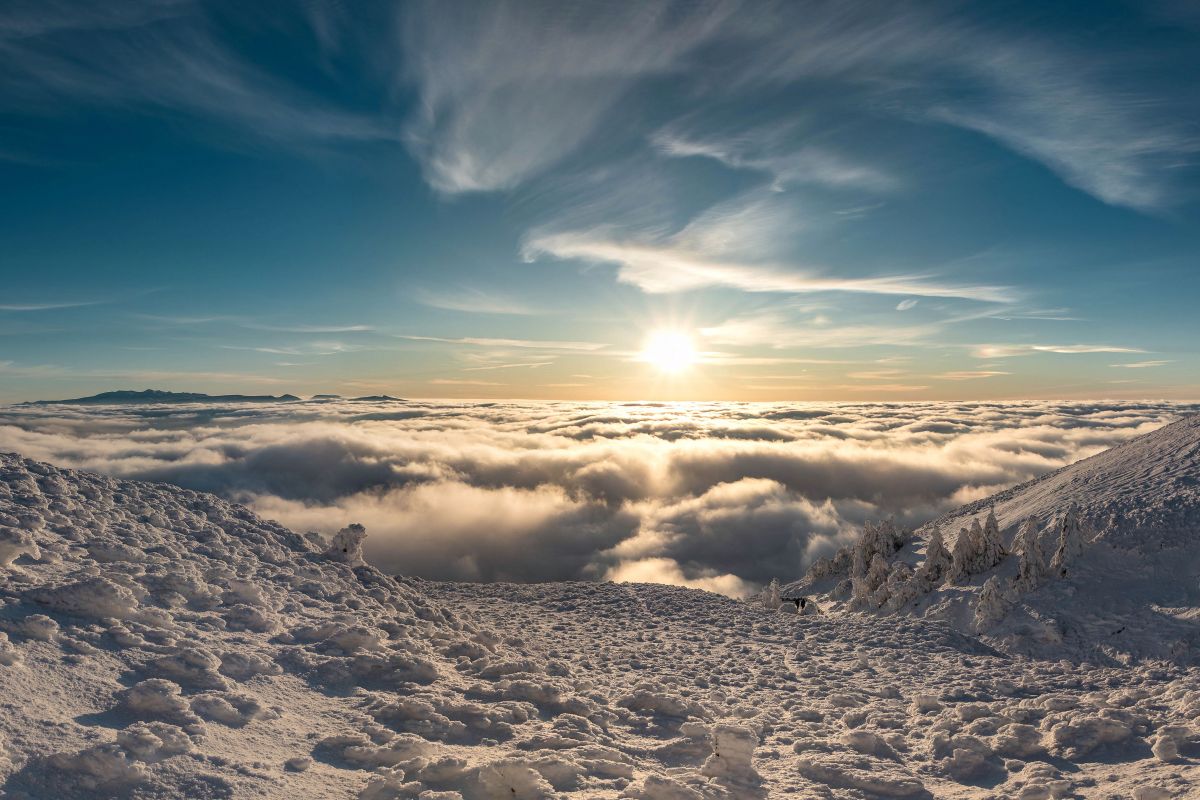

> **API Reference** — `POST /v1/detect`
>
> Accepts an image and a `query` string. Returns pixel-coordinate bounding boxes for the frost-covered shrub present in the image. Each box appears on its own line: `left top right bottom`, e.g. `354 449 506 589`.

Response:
1012 518 1049 593
757 578 782 611
807 546 852 580
973 575 1009 632
948 511 1006 584
849 519 906 608
324 523 367 567
1050 503 1087 576
917 525 952 587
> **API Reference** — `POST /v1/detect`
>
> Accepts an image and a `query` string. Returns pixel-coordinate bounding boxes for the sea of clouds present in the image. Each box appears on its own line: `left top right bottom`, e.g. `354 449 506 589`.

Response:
1 399 1194 596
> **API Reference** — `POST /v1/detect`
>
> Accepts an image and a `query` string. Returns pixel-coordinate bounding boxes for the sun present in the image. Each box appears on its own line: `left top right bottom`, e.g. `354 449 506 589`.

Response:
641 330 698 374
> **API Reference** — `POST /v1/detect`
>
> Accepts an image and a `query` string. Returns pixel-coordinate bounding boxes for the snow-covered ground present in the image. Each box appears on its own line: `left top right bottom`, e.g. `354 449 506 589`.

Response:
2 416 1199 798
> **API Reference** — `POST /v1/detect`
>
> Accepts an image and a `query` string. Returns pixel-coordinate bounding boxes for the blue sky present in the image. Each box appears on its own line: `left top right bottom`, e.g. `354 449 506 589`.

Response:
1 0 1198 402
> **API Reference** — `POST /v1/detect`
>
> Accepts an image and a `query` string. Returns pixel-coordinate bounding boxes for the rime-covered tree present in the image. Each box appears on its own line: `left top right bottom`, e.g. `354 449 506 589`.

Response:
949 514 1007 582
863 553 891 607
916 525 953 587
947 524 974 584
1050 503 1087 576
862 519 901 561
973 575 1008 632
977 508 1007 572
759 578 782 610
852 551 890 608
881 560 919 611
1012 518 1049 593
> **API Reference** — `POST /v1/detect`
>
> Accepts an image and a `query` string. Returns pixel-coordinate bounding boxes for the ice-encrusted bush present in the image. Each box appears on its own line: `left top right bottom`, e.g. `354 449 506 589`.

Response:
1012 517 1049 593
916 525 952 588
948 511 1006 584
973 575 1009 632
324 523 367 567
1050 503 1087 576
757 578 782 611
849 519 907 608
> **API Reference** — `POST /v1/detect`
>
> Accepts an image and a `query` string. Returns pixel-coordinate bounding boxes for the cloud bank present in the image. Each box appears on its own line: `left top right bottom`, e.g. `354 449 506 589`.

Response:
1 399 1193 595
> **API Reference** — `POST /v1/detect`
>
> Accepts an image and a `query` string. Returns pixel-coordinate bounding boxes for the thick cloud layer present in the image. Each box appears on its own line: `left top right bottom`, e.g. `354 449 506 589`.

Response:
1 399 1193 595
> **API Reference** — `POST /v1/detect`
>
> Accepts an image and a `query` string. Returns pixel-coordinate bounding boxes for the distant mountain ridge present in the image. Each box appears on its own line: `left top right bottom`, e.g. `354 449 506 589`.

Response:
25 389 301 405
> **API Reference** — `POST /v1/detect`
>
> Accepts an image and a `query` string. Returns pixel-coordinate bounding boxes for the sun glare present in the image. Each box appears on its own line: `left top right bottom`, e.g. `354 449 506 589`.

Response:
641 330 698 374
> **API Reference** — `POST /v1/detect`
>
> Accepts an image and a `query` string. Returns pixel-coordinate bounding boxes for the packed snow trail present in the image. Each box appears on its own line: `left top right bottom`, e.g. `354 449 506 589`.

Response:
2 451 1199 798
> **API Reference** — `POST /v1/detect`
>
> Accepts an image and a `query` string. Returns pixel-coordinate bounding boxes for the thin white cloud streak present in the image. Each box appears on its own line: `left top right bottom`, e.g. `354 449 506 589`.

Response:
0 301 102 311
462 361 554 372
402 335 608 351
700 310 946 350
414 287 540 316
935 371 1010 380
239 323 375 333
932 44 1199 211
221 342 367 357
654 130 898 193
1110 360 1172 368
972 344 1148 358
524 232 1015 302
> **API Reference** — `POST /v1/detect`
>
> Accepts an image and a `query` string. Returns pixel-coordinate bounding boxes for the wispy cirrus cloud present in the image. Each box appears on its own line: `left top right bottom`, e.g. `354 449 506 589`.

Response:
1110 360 1173 369
1 3 398 153
398 1 1198 210
0 301 101 311
935 370 1010 380
399 0 733 193
428 379 505 386
654 127 898 193
972 343 1147 358
525 231 1014 301
402 335 608 351
414 287 540 316
239 323 374 333
462 361 554 372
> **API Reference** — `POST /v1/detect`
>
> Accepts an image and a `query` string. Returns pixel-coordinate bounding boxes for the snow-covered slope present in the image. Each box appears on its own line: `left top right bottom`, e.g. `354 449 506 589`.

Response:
2 450 1199 798
928 412 1200 553
791 414 1200 663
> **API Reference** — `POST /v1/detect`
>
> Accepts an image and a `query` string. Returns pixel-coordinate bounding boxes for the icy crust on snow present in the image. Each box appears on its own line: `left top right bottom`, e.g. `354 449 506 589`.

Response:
3 451 1199 798
791 415 1200 664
